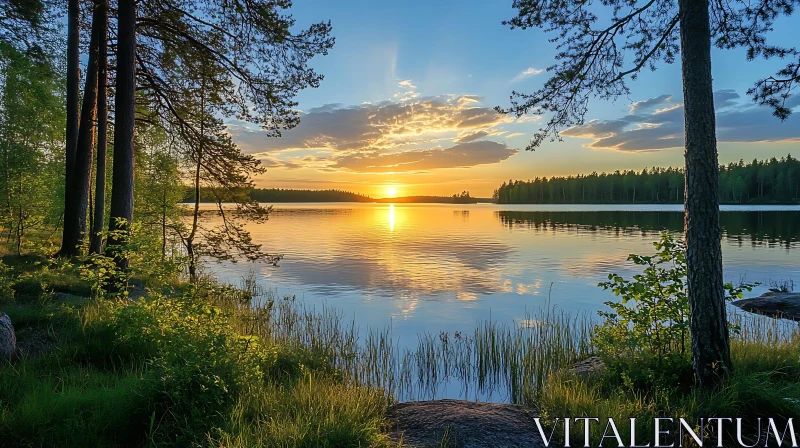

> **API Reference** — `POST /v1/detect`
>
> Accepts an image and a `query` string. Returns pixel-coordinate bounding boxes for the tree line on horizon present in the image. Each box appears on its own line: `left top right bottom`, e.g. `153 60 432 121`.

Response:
494 155 800 205
184 188 480 203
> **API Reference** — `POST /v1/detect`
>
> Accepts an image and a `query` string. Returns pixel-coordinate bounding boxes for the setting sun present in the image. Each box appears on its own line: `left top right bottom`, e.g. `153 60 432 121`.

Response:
385 187 397 198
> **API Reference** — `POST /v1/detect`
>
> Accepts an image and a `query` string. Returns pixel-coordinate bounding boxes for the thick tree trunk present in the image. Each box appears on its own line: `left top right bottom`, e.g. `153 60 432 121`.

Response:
89 0 108 255
678 0 731 387
63 0 79 231
61 0 104 256
107 0 136 276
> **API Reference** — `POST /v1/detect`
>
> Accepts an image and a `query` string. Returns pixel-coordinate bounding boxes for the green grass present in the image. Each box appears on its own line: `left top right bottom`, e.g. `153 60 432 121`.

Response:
2 249 800 447
536 313 800 446
0 257 394 447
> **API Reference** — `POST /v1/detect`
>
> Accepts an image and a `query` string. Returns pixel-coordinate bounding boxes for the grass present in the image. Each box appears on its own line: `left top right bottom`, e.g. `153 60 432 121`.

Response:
1 247 799 446
536 313 800 446
0 258 394 447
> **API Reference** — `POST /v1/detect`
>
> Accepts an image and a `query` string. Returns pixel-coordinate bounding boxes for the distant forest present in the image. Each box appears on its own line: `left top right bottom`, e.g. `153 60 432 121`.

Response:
249 189 373 202
183 189 482 203
494 155 800 204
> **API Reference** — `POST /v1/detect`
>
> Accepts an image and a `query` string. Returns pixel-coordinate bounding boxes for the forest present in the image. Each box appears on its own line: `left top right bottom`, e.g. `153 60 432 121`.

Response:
494 155 800 204
184 188 375 203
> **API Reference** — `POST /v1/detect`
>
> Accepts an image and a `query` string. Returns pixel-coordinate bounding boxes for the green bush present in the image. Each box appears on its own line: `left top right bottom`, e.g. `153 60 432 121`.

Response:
596 232 755 366
110 287 274 445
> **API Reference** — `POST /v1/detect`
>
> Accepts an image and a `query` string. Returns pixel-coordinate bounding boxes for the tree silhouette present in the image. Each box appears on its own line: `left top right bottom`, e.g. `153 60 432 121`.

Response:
498 0 799 387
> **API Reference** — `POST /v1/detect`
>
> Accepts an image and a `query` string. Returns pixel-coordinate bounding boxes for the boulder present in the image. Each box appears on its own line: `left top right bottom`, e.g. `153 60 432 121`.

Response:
388 399 545 447
0 311 16 360
732 291 800 321
570 356 606 377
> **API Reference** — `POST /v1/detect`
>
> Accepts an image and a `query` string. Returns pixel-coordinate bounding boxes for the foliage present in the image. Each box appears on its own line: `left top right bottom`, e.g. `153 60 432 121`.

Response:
134 125 185 262
246 188 373 203
596 233 691 361
0 257 391 447
80 219 184 298
596 233 756 365
112 289 269 445
451 191 477 204
497 0 800 149
495 154 800 204
0 41 66 254
538 315 800 446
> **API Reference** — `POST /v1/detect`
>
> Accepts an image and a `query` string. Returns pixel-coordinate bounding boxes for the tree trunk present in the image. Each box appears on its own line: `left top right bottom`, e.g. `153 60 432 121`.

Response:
89 0 108 255
107 0 136 277
63 0 79 235
186 85 205 283
61 0 104 256
678 0 731 387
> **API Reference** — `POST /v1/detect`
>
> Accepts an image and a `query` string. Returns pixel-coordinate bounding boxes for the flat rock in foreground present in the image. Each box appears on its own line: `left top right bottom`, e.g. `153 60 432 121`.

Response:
732 291 800 321
388 399 545 448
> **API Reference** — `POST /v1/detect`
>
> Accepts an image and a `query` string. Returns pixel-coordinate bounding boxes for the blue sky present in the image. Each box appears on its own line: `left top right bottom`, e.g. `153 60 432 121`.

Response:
231 0 800 197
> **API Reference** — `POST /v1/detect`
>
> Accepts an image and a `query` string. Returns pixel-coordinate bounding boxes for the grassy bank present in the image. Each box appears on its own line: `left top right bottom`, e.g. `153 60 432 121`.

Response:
0 254 390 447
1 239 799 447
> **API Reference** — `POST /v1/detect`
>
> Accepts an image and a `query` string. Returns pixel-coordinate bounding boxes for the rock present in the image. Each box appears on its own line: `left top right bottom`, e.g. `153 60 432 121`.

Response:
570 356 606 377
0 312 16 360
52 292 85 301
388 399 545 448
732 291 800 321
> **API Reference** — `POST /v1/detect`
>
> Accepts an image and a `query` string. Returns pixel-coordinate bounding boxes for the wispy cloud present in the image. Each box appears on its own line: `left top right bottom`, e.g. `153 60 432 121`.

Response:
511 67 544 83
561 91 800 152
398 79 416 89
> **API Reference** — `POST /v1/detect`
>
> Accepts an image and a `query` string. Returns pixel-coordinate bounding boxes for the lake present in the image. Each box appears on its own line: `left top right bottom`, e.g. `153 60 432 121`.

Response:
209 203 800 346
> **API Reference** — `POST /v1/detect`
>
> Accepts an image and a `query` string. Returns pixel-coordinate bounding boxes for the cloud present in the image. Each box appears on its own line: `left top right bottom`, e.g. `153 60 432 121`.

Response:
398 79 416 89
512 67 544 83
227 94 519 174
331 141 517 173
505 132 525 139
629 94 672 114
455 130 490 143
561 91 800 152
714 89 740 109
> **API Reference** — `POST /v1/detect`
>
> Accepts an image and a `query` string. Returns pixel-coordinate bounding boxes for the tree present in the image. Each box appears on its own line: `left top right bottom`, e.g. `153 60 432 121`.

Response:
107 0 136 275
0 42 65 254
0 0 59 55
61 0 106 256
498 0 798 387
63 0 79 248
168 66 278 282
135 127 183 261
95 0 334 274
89 0 108 255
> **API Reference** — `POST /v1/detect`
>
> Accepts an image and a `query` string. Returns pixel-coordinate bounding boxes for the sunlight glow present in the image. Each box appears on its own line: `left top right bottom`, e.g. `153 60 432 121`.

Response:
386 187 398 197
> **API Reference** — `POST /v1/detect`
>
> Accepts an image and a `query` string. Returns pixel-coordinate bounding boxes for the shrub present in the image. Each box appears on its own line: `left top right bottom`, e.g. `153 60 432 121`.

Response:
596 232 755 364
112 287 276 445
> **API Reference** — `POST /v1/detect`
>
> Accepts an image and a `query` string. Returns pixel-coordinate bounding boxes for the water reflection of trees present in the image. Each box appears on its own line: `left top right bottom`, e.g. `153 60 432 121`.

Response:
496 211 800 249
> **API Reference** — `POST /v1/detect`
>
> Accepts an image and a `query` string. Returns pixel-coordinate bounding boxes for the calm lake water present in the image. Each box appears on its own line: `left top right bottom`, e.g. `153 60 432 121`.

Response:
210 203 800 345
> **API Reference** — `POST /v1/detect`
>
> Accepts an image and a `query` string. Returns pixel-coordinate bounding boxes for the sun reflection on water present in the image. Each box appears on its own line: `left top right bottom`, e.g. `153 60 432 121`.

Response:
388 204 395 232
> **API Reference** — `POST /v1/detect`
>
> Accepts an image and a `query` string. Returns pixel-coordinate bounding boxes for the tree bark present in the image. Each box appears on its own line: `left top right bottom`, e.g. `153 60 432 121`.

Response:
107 0 136 275
678 0 731 387
61 0 104 256
89 0 108 255
63 0 79 235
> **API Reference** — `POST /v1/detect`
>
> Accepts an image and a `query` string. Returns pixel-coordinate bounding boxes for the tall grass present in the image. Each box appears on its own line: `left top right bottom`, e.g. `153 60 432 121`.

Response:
222 275 594 404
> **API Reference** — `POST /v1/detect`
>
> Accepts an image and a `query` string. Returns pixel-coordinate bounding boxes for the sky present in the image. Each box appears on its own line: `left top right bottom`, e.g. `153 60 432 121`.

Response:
228 0 800 198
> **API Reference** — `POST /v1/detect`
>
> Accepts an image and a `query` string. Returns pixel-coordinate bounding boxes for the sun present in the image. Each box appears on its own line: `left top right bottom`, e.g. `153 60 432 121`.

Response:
385 187 398 198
